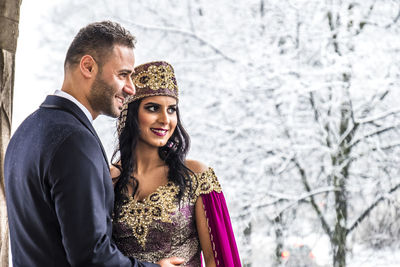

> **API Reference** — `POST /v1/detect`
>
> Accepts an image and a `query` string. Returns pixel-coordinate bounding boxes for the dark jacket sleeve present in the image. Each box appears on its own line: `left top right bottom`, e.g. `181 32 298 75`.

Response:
48 130 159 267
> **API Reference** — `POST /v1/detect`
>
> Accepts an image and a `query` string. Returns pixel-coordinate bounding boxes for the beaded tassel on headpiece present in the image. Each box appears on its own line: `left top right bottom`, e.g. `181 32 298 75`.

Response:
117 61 179 135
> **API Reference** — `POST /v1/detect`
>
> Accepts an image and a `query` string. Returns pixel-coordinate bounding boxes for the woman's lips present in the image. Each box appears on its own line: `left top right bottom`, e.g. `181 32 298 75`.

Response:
151 128 168 136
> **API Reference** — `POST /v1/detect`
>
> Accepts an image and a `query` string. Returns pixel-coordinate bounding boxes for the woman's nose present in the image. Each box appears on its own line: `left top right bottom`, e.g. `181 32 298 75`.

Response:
158 110 170 124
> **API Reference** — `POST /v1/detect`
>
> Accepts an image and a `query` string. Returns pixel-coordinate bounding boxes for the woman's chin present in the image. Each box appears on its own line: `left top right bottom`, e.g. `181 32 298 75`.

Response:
149 139 168 148
157 141 168 147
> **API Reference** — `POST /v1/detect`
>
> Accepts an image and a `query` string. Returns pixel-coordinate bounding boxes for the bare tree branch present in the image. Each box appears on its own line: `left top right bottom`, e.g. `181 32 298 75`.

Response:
355 108 400 125
327 11 341 56
116 18 237 63
385 3 400 29
275 153 295 174
274 99 334 238
355 90 389 119
338 122 358 147
351 142 400 161
354 0 377 35
309 92 333 148
262 186 338 210
347 182 400 234
348 125 399 149
187 0 196 33
293 159 333 240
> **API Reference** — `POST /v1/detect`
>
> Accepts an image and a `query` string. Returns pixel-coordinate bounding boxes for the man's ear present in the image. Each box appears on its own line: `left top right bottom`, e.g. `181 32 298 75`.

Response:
80 55 97 78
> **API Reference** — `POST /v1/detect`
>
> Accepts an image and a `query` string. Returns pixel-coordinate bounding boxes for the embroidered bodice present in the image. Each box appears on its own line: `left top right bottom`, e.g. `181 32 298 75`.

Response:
112 168 222 266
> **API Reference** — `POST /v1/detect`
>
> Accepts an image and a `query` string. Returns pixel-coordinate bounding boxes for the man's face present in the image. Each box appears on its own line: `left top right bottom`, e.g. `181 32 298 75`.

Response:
88 45 135 118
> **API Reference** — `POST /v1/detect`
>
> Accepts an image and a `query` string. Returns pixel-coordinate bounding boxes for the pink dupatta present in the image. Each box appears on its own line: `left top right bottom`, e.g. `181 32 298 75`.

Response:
201 191 241 267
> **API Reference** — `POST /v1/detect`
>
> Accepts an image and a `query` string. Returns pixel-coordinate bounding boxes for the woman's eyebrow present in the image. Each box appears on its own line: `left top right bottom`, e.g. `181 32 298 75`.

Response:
143 102 160 106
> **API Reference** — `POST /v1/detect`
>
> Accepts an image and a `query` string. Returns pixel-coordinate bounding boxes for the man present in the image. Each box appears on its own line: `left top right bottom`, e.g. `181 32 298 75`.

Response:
4 21 183 267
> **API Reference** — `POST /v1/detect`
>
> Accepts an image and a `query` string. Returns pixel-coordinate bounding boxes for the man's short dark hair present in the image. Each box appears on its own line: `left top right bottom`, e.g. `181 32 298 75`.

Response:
64 21 136 69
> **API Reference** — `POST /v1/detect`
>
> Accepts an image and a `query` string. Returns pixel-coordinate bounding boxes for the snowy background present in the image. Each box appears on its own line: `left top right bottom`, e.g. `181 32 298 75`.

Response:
13 0 400 266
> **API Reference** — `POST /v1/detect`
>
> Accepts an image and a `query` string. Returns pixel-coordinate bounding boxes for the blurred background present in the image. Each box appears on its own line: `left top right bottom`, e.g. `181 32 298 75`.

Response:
12 0 400 266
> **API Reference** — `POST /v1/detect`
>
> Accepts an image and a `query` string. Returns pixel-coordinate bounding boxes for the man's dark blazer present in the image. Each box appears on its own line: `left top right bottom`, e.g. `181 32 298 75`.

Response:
5 95 158 267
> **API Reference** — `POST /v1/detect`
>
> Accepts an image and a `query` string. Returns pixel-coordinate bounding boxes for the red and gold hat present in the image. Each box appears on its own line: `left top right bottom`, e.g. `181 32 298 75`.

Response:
117 61 179 134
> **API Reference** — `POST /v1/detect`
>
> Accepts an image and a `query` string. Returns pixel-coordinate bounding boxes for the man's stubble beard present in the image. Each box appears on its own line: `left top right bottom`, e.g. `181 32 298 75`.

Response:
88 73 120 118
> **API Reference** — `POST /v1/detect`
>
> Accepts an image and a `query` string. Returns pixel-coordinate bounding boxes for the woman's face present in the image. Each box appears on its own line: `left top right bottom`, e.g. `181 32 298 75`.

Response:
137 96 178 148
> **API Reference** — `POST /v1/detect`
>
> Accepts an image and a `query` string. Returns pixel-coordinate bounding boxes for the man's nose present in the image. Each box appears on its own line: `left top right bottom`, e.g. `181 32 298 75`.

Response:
123 76 136 95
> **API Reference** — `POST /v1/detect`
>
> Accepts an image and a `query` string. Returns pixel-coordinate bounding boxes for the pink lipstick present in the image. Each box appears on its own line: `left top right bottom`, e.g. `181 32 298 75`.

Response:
151 128 168 137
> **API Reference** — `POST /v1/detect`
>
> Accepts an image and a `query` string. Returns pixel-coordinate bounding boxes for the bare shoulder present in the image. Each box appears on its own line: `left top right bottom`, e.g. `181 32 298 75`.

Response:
185 159 209 174
110 164 121 179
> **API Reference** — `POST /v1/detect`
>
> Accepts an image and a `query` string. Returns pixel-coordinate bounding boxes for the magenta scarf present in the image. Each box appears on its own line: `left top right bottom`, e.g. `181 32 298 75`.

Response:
201 191 242 266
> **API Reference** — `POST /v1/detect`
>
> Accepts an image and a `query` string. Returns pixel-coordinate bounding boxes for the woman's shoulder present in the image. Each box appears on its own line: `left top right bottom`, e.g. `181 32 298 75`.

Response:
185 159 209 174
185 159 222 196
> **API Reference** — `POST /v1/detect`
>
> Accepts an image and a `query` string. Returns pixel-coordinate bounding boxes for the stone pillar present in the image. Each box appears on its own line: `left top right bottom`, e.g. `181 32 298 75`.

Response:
0 0 22 266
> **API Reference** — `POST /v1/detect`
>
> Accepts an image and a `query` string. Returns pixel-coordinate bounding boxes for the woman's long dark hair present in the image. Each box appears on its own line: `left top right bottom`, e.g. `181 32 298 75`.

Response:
111 98 193 217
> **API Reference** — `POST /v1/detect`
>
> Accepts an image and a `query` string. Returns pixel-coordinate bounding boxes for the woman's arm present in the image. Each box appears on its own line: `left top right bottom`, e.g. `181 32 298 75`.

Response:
188 159 242 266
196 196 217 267
186 159 217 266
109 164 121 186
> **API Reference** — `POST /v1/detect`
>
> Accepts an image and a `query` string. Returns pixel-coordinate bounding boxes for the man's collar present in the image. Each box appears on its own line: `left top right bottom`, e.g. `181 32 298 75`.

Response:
53 90 93 123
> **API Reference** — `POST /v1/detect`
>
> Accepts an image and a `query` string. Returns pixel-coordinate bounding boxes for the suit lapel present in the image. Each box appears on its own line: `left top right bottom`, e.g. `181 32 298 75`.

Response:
40 95 110 168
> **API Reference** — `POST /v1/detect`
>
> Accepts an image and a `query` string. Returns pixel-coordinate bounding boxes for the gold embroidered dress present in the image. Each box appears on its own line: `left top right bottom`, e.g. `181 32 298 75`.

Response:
112 168 221 266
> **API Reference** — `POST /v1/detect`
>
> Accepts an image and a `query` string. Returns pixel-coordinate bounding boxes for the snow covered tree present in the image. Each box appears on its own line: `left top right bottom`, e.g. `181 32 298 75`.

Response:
260 1 400 266
29 0 400 265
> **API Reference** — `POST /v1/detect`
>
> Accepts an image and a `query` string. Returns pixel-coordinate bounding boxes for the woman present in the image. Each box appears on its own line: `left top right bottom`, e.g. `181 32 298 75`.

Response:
111 61 241 266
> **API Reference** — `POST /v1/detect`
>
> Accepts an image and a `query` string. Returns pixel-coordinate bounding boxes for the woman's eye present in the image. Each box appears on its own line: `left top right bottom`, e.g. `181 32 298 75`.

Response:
168 107 176 114
145 106 157 112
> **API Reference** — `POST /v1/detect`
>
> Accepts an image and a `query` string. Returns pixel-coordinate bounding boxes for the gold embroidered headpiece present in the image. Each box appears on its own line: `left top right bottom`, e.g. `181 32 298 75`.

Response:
117 61 179 134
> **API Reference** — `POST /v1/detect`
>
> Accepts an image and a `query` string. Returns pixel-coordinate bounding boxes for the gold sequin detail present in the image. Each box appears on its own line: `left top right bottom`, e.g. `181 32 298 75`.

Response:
117 167 221 248
134 64 177 92
191 168 222 203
